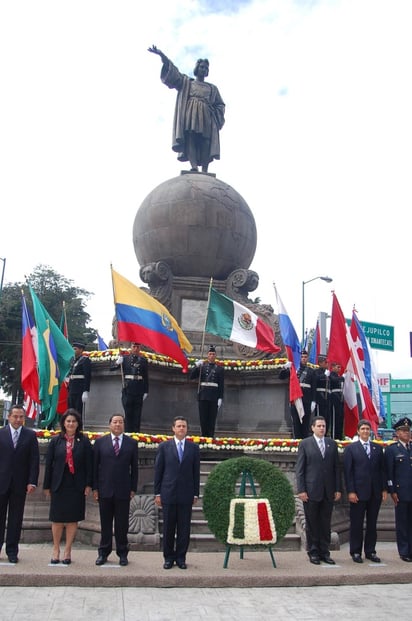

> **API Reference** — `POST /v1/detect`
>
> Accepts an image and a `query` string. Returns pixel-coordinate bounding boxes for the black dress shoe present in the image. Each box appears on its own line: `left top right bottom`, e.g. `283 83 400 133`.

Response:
400 555 412 562
62 558 71 565
50 558 60 565
309 555 320 565
352 554 363 563
163 560 174 569
320 556 336 565
119 557 128 566
366 553 381 563
95 555 108 566
176 562 187 569
8 556 18 564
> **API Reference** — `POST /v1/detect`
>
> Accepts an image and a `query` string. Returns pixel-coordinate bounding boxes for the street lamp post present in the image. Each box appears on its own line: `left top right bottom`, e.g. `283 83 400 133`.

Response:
302 275 333 346
0 257 6 301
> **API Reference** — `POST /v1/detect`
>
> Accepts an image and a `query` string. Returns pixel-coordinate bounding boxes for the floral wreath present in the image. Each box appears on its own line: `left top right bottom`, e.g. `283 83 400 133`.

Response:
202 456 295 545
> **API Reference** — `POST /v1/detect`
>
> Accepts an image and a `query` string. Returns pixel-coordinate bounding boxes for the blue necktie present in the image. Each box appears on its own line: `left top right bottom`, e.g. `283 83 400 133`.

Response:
178 441 184 462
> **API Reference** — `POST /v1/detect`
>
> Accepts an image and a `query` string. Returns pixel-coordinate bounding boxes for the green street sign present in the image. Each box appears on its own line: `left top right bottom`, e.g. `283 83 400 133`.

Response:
360 321 394 352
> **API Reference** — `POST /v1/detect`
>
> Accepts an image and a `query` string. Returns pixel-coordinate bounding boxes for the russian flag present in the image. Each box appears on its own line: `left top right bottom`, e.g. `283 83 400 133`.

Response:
111 268 192 372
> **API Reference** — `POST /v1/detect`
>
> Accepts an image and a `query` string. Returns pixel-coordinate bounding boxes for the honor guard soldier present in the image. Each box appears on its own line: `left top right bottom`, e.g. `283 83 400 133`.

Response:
67 341 91 420
385 417 412 562
279 350 316 439
190 345 224 438
314 355 331 434
329 362 345 439
112 343 149 433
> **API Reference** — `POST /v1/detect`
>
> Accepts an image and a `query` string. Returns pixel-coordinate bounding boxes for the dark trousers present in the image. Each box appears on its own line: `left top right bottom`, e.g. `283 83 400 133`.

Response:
198 400 218 438
349 495 382 556
121 392 144 433
68 392 84 419
0 489 26 557
161 502 193 563
290 406 311 439
98 496 130 557
394 500 412 557
304 497 334 558
330 396 344 439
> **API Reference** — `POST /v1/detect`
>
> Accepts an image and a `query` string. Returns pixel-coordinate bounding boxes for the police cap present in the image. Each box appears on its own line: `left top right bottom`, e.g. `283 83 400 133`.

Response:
394 417 412 431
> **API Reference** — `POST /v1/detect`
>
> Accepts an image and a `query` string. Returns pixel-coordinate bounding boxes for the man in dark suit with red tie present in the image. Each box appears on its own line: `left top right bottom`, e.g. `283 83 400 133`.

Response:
93 414 138 566
344 419 387 563
154 416 200 569
0 404 39 563
296 416 341 565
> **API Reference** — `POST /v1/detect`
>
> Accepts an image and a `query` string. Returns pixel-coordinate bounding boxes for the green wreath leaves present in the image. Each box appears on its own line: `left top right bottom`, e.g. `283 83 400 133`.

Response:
203 457 295 545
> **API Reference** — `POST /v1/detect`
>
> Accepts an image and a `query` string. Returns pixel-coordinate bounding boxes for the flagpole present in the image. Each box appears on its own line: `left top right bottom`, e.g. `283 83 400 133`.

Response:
110 265 125 389
200 277 214 359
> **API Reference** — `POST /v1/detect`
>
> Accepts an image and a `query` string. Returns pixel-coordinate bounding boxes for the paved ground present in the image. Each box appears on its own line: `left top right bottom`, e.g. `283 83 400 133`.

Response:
0 542 411 620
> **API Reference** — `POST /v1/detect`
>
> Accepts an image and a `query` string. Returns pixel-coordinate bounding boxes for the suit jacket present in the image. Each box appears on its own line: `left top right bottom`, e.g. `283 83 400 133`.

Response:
43 434 93 493
385 441 412 502
295 435 341 502
154 438 200 505
93 434 138 499
343 440 386 501
0 425 39 495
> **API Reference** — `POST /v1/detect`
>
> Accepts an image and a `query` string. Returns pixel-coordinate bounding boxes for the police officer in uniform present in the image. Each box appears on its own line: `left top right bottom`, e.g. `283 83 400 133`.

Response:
314 355 331 434
329 362 345 439
279 350 316 439
113 343 149 433
190 345 224 438
67 341 91 420
385 417 412 561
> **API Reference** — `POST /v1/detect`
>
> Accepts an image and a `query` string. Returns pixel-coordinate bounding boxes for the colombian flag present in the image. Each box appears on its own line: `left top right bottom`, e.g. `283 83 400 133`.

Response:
111 268 192 372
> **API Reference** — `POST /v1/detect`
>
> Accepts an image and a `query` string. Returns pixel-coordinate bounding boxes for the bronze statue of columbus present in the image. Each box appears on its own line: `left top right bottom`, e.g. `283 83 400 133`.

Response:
148 45 225 173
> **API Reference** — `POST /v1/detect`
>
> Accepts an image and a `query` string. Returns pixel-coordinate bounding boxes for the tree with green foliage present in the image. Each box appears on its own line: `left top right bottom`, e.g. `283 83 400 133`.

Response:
0 264 97 401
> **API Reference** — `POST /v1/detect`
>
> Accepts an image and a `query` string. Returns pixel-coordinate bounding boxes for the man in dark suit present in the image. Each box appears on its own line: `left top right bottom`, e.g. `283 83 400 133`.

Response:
67 341 91 420
154 416 200 569
385 417 412 562
111 342 149 432
296 415 341 565
0 404 39 563
190 345 224 438
93 414 138 566
343 419 387 563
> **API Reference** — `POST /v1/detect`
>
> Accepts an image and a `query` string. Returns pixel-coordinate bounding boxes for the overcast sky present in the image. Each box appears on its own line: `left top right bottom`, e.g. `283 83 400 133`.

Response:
1 0 411 377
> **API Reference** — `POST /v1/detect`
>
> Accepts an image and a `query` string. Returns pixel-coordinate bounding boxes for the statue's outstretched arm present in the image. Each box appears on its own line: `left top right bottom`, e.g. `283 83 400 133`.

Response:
148 45 169 65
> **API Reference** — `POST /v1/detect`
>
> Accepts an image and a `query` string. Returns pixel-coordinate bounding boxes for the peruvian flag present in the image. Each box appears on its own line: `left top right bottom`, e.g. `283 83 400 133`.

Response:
328 293 378 436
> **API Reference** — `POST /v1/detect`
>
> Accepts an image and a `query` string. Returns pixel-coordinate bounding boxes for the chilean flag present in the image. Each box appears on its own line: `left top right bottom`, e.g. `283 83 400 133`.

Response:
21 294 39 409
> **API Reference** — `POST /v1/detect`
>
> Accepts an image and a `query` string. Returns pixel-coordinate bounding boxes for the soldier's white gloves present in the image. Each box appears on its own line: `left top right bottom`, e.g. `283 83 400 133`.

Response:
143 393 148 401
324 369 330 377
116 356 123 365
310 401 316 413
82 391 89 403
195 359 203 367
218 399 223 409
283 361 292 369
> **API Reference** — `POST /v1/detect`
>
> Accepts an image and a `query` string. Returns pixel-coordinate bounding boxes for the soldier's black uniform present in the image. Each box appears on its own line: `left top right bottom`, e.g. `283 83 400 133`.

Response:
330 370 344 439
68 351 91 419
280 362 316 439
190 358 224 438
114 353 149 433
314 367 331 434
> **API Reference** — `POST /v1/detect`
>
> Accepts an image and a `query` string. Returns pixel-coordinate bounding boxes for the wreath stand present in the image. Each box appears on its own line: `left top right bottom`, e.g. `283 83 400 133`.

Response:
223 469 277 569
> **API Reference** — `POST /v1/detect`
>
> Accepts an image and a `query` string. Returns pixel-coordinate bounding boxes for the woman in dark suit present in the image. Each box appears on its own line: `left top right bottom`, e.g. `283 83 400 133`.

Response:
43 409 93 564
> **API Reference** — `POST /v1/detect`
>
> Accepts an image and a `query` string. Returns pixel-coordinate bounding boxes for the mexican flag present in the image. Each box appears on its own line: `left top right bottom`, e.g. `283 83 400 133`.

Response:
206 288 280 354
